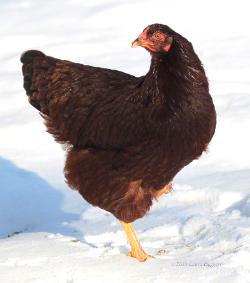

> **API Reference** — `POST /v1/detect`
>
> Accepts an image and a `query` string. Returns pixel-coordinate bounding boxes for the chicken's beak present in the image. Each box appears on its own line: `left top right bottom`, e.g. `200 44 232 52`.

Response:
131 38 142 48
131 38 156 52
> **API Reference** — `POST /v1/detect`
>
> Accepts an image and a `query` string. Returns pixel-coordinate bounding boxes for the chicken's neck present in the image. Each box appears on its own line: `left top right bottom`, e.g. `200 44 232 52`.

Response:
139 40 208 110
145 55 168 104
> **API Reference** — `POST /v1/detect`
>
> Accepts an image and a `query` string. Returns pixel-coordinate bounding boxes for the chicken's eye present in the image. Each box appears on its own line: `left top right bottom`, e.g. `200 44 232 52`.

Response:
152 32 165 41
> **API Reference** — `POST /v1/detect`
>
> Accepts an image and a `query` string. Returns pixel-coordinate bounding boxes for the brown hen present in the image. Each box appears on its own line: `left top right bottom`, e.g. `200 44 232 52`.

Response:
21 24 216 261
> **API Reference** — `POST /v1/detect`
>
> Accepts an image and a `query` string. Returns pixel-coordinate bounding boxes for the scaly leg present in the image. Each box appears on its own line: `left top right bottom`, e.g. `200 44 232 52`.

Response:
120 221 153 262
154 183 173 199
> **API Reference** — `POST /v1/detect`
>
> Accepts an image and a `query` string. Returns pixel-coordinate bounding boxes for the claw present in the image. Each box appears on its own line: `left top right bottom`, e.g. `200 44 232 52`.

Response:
154 183 173 199
128 250 154 262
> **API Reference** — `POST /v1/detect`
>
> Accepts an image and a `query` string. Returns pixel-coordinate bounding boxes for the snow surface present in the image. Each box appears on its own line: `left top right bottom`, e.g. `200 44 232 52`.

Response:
0 0 250 282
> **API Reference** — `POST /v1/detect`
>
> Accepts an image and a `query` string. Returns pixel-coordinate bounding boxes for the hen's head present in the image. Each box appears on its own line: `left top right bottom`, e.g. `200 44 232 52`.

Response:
132 24 175 54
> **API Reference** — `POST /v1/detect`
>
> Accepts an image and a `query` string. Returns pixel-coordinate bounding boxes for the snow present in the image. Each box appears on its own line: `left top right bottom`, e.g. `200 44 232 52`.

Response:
0 0 250 282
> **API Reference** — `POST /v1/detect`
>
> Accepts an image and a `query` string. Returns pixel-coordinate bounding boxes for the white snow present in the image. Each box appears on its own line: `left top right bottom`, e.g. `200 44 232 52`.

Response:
0 0 250 282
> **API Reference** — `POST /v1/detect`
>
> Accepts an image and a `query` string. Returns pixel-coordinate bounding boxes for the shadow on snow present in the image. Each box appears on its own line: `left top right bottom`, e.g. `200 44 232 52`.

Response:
0 157 81 239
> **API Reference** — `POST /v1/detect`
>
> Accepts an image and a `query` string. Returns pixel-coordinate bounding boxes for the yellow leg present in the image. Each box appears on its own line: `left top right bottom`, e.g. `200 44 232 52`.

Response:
120 221 153 262
154 183 173 199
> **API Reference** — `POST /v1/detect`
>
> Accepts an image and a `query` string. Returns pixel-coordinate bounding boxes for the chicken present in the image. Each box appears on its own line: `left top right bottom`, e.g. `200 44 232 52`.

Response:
21 23 216 261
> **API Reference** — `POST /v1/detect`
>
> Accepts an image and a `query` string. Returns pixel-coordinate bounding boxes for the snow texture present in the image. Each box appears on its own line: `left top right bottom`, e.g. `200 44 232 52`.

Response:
0 0 250 282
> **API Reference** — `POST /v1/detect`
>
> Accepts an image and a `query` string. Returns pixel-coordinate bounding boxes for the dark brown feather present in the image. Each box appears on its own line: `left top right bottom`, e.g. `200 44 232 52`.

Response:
21 24 216 222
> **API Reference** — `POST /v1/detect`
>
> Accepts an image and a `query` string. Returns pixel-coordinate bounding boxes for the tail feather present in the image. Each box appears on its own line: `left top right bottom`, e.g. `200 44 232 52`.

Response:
20 50 45 64
21 50 45 97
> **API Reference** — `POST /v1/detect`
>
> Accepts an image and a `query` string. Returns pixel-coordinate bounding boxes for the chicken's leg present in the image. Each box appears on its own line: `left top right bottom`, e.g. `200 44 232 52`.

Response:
120 221 153 262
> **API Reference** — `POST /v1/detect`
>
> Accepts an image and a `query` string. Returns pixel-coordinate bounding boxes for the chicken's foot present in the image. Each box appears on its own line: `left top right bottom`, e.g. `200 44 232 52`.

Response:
154 183 173 199
120 221 153 262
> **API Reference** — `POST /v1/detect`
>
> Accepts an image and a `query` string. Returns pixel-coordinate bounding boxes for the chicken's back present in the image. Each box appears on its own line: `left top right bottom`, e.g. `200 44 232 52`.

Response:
21 50 143 148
